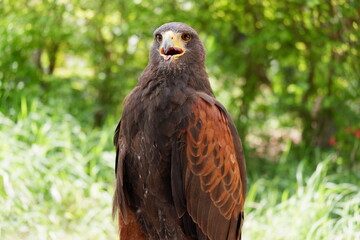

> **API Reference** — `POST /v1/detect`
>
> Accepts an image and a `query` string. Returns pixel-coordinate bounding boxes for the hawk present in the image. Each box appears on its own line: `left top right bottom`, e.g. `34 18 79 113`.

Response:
113 22 246 240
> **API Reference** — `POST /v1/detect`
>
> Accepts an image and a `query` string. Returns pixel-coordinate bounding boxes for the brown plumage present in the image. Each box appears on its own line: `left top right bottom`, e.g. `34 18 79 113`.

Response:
113 22 246 240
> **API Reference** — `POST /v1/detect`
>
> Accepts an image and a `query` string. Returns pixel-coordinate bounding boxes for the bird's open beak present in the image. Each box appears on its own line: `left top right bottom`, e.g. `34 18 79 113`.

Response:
160 31 186 62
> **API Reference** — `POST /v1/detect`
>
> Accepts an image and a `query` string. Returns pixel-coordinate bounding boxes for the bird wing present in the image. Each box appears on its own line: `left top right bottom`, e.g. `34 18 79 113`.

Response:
171 95 246 240
113 120 147 240
113 120 129 223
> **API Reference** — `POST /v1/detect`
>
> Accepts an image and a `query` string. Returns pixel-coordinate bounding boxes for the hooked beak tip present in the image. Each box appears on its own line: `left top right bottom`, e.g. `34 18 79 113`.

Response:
163 38 174 54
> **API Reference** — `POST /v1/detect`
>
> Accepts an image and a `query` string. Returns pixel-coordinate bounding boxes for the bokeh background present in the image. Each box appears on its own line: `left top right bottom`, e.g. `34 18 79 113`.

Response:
1 0 359 239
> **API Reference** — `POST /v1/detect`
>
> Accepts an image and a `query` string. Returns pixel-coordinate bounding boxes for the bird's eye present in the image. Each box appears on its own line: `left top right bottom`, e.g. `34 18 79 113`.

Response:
181 33 192 42
155 34 162 42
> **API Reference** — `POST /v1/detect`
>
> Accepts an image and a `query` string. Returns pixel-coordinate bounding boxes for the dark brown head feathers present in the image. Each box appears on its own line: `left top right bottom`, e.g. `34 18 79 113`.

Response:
139 22 212 96
149 22 206 71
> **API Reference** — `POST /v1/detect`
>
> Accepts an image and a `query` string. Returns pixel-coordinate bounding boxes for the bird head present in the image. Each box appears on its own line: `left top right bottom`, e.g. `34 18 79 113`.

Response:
150 22 206 70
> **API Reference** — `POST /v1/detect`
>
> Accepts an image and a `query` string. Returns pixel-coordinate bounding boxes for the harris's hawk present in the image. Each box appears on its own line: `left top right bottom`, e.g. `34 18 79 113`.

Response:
113 22 246 240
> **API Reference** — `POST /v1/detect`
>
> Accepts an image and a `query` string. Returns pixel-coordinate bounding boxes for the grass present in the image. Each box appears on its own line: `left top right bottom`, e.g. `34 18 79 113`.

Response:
0 98 359 239
0 99 117 239
244 157 360 240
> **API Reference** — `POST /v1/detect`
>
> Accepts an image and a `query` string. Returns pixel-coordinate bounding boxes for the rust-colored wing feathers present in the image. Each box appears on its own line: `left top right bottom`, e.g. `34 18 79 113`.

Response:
186 99 244 217
179 97 246 239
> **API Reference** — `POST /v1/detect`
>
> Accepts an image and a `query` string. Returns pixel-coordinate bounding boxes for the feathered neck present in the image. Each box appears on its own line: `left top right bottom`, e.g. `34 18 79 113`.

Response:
138 62 214 97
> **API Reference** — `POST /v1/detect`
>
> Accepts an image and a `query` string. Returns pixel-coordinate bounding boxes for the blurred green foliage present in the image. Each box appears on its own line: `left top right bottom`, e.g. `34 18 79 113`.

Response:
0 0 359 239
